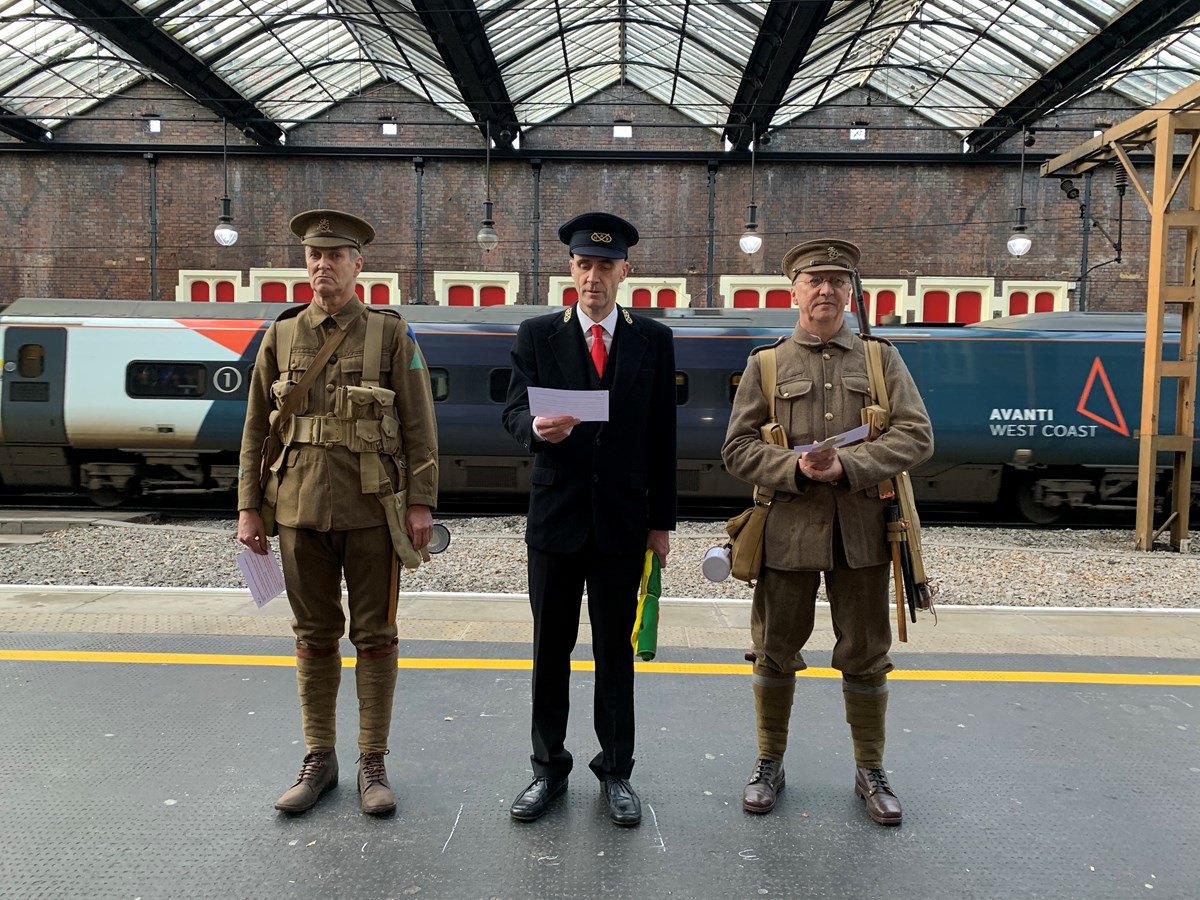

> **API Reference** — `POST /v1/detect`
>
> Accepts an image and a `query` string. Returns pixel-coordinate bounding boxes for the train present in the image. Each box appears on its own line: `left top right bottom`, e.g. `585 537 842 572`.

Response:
0 297 1194 523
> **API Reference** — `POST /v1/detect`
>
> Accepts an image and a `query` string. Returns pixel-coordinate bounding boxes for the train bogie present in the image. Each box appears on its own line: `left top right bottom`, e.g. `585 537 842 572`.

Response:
0 299 1195 523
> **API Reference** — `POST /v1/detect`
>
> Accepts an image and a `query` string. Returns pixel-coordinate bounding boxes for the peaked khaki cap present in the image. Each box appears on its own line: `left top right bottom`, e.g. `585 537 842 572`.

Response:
290 209 376 250
782 238 860 282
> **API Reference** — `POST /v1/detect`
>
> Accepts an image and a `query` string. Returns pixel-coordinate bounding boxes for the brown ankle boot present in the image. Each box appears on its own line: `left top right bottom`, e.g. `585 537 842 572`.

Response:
742 758 785 814
358 751 396 815
855 766 902 825
274 750 338 814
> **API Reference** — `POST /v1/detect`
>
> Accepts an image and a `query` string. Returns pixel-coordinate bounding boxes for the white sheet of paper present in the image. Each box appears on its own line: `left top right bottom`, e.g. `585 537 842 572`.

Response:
527 387 609 422
794 421 872 454
237 545 286 608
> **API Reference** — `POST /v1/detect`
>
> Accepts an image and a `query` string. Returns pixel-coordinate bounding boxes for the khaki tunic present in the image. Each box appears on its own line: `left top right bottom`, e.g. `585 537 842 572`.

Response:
237 296 438 527
722 321 932 572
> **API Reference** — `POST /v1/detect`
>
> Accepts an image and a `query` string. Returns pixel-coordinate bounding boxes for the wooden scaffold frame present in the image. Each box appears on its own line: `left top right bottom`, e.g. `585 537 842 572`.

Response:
1043 80 1200 552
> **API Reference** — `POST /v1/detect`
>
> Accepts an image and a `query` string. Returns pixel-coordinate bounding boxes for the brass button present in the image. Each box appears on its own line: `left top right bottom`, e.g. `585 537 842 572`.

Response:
326 383 335 393
782 391 789 397
824 383 832 390
822 353 831 360
824 412 834 421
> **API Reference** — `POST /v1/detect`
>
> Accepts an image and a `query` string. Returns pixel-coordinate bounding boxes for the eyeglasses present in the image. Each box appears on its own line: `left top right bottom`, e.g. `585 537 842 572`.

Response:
799 275 850 290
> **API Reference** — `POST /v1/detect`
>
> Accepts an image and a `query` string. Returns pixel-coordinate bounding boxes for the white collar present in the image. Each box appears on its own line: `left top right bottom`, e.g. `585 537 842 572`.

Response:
579 305 619 338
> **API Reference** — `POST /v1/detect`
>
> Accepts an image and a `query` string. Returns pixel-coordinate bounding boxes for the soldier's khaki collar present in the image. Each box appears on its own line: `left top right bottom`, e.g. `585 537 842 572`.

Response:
791 320 855 350
303 294 365 330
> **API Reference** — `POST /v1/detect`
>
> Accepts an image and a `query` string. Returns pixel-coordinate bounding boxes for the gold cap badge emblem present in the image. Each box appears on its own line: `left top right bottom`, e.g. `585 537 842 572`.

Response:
826 246 840 259
316 218 331 233
591 232 613 243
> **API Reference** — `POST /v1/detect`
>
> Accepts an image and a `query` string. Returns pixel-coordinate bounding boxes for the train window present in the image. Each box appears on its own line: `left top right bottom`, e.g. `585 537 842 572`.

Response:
126 362 208 398
428 367 449 401
489 368 511 403
675 372 688 406
728 373 742 403
17 344 43 378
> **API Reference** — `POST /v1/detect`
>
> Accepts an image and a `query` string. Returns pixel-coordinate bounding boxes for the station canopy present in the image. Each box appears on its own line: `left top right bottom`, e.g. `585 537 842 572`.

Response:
1 0 1198 150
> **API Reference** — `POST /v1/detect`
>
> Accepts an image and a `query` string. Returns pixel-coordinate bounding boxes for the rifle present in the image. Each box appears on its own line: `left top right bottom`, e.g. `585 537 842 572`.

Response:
850 271 933 635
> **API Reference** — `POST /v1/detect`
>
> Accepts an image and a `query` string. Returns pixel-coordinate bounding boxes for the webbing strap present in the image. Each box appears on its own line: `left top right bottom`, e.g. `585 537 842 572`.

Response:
863 339 890 410
863 338 896 498
760 346 778 420
753 346 780 507
362 310 384 387
276 316 294 376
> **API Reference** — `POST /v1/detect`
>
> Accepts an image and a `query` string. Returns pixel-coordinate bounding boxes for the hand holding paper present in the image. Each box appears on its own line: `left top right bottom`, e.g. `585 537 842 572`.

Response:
794 421 870 454
528 386 609 422
237 545 286 608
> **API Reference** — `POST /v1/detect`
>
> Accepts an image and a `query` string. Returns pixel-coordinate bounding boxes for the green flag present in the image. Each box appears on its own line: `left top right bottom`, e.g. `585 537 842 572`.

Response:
631 550 661 661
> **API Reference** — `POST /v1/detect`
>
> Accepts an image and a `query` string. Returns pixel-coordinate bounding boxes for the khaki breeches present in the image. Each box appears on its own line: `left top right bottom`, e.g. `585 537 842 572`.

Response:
278 523 399 653
751 559 893 678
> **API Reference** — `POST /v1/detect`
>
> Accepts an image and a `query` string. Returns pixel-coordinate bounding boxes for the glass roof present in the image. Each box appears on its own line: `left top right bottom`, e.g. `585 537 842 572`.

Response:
0 0 1194 139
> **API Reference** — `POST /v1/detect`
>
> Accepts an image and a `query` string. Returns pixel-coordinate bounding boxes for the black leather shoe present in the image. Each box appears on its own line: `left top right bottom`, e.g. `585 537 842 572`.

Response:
855 767 902 825
601 778 642 827
742 758 785 814
510 776 568 822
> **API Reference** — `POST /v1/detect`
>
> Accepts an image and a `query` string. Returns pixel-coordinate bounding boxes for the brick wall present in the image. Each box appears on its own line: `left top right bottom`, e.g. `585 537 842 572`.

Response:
0 84 1166 310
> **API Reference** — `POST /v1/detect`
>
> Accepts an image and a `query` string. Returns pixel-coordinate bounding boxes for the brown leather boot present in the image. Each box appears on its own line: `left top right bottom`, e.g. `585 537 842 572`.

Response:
742 758 785 814
274 750 338 814
855 767 902 825
358 751 396 815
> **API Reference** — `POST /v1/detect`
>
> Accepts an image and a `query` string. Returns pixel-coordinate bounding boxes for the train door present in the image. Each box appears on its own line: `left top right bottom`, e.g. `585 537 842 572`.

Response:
1 326 68 445
0 325 74 490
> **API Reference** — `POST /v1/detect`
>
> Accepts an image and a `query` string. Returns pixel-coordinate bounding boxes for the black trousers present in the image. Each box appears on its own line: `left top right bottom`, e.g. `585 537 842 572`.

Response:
526 538 644 782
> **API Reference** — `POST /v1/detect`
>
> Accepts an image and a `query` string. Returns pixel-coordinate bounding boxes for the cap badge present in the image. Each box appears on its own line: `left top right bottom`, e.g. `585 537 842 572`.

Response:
591 232 613 243
316 218 330 233
826 246 840 260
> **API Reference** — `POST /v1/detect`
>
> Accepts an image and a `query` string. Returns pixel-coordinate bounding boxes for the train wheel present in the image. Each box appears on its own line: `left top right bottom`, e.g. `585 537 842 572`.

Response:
87 484 134 508
1014 482 1062 525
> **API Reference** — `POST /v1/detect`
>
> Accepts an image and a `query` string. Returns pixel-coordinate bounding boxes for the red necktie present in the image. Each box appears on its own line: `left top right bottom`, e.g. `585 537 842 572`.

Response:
590 323 607 377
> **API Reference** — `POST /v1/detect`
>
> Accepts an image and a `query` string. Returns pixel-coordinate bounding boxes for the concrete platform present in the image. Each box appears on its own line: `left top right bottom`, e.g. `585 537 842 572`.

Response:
0 587 1197 900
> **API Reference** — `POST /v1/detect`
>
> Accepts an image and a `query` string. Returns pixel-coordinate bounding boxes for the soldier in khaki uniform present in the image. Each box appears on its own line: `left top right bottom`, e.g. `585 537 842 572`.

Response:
237 209 438 816
722 239 932 826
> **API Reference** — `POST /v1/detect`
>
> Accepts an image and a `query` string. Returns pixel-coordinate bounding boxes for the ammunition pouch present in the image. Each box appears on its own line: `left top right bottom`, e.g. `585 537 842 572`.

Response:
861 404 889 441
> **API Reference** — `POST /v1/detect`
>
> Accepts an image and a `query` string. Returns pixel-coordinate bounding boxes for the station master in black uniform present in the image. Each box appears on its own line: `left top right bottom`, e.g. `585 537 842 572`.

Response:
502 212 677 826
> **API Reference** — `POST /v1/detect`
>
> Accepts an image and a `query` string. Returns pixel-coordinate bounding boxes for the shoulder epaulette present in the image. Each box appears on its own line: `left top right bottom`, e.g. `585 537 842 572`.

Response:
367 305 404 320
749 335 788 355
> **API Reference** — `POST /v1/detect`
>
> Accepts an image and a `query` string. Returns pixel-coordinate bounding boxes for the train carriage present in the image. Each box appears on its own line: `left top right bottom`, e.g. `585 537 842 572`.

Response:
0 298 1193 522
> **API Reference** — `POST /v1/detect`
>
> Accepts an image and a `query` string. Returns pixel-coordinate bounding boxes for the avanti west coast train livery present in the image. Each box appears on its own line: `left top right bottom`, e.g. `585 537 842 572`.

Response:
0 298 1193 523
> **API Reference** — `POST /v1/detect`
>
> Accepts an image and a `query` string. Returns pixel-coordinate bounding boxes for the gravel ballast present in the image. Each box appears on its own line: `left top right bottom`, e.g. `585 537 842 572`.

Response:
3 516 1198 609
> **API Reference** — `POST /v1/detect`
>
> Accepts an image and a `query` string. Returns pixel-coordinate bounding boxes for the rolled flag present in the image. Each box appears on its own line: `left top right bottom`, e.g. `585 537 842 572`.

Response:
631 550 661 661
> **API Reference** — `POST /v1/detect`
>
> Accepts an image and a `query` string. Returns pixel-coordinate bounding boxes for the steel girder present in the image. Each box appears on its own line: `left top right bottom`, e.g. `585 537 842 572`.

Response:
410 0 520 148
967 0 1200 154
723 0 834 150
0 106 48 143
48 0 284 146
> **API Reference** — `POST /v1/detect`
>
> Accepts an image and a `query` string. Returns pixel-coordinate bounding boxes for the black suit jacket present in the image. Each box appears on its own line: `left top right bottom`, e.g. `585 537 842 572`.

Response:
503 304 677 554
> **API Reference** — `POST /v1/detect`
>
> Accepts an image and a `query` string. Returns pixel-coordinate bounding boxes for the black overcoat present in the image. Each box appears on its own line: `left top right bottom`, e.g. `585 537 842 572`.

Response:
503 304 677 554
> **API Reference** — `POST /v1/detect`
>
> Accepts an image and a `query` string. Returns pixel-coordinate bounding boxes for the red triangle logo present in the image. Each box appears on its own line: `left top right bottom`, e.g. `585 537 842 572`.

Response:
175 319 262 356
1076 357 1129 436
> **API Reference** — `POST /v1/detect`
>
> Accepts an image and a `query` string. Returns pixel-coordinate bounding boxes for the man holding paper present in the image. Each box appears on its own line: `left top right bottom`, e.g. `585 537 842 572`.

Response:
722 238 932 825
502 211 677 827
236 209 438 817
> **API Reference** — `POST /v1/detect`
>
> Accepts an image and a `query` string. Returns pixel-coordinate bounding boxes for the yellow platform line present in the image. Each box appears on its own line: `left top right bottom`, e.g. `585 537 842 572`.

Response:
1 650 1197 686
